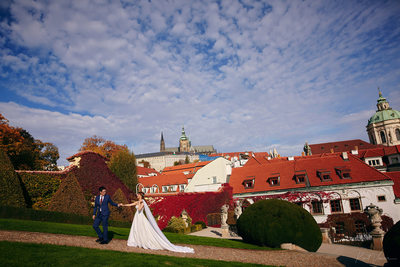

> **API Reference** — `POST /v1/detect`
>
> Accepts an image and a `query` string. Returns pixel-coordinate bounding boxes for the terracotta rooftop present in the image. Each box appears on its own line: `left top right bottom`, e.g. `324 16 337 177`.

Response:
309 139 383 154
385 171 400 198
229 153 392 195
137 166 159 176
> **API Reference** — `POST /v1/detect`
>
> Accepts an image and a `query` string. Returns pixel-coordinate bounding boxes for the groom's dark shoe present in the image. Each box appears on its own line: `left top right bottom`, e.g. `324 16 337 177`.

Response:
100 240 108 245
95 238 103 243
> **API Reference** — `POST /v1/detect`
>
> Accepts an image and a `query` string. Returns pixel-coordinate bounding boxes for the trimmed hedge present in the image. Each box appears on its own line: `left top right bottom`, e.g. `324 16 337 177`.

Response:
18 172 62 209
48 172 89 216
237 199 322 252
0 206 131 228
0 147 25 207
109 188 134 222
383 220 400 266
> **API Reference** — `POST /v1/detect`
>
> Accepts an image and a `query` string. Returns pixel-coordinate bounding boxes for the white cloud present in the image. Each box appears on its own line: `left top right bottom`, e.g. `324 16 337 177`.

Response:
0 0 399 165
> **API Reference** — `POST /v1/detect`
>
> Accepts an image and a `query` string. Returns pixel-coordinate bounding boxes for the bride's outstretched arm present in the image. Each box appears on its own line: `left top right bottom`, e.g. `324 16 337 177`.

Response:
121 201 138 207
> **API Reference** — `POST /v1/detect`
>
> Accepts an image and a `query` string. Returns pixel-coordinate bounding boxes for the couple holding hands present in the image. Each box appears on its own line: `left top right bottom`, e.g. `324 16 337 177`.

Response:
93 186 194 253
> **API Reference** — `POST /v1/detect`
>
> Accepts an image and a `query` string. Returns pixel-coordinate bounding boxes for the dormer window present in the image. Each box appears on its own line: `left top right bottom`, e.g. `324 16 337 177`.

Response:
267 176 280 186
317 170 332 181
293 170 306 184
242 177 255 189
335 167 351 179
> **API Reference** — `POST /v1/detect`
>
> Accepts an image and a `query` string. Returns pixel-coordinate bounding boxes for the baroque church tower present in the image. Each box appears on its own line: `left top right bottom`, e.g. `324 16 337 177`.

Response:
179 126 191 152
366 90 400 146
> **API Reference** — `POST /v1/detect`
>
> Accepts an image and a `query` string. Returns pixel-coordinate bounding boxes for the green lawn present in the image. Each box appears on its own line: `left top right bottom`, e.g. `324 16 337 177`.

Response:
0 218 276 250
0 241 270 267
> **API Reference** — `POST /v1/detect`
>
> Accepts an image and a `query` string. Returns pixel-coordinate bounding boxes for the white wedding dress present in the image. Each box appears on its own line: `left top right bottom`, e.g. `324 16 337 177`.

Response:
127 200 194 253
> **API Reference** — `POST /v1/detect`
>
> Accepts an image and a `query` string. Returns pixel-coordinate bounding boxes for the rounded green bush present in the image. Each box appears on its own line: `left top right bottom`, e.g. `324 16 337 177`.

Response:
236 199 322 252
383 220 400 266
194 221 207 229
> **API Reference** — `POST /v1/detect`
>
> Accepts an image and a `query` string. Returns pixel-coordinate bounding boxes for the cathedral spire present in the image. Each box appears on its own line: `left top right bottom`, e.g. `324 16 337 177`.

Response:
160 131 165 152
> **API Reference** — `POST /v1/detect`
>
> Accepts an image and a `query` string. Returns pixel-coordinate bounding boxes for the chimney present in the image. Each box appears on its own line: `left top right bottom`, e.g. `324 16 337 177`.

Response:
301 151 305 156
288 156 294 161
330 148 334 153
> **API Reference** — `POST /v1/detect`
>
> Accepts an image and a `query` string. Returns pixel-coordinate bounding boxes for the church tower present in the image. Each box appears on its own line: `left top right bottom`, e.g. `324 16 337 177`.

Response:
179 126 190 152
160 132 165 152
366 90 400 146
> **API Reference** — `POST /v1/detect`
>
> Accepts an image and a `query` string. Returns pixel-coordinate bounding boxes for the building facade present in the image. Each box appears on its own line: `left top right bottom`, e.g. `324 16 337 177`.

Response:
367 91 400 146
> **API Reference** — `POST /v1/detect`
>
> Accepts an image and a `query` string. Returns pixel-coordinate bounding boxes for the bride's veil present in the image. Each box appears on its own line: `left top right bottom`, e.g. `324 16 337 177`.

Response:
143 200 172 245
142 200 194 253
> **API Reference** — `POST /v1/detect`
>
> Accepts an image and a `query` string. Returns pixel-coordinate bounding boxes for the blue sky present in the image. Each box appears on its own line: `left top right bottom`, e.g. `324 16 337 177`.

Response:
1 0 399 165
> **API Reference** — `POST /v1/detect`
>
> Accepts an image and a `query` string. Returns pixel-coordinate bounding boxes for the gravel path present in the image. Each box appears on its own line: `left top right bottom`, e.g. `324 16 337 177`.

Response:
0 230 344 267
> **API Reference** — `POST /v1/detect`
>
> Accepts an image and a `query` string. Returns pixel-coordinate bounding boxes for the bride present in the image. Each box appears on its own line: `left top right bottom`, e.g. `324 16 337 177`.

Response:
121 192 194 253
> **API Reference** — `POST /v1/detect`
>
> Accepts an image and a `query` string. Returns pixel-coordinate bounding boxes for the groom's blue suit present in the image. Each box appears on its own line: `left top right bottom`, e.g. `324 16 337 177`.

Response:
93 194 118 242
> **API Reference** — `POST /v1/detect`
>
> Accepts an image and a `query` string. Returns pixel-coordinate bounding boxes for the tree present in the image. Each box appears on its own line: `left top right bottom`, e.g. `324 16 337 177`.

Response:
80 135 128 160
39 142 60 170
109 150 137 192
0 114 59 170
185 155 190 164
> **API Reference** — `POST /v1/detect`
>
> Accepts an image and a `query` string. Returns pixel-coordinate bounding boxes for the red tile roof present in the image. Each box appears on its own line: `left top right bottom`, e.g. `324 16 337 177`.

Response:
137 166 159 176
66 150 108 161
229 153 392 195
161 161 211 174
385 171 400 198
309 139 383 154
356 145 400 158
138 172 194 188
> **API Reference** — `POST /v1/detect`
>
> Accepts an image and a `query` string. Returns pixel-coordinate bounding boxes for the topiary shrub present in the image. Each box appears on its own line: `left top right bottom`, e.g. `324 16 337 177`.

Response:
47 172 89 216
0 147 25 207
109 188 133 222
195 221 207 229
383 220 400 266
163 216 190 233
18 172 62 209
237 199 322 252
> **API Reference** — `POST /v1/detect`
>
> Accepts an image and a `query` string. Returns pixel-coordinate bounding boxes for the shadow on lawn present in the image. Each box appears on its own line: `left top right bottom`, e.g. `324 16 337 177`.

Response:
108 231 125 242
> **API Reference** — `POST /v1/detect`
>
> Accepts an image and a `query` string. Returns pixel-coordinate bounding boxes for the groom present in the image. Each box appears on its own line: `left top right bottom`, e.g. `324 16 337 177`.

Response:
93 186 121 244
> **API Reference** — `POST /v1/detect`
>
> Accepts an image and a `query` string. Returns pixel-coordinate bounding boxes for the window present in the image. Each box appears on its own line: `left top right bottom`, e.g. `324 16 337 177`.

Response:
311 201 323 214
318 170 332 181
335 167 351 179
355 220 366 233
349 198 361 211
330 199 342 213
378 195 386 202
396 129 400 141
389 156 399 164
335 222 345 234
294 174 305 184
212 176 217 184
242 178 255 189
179 184 185 191
162 186 168 193
267 176 280 186
368 159 381 166
380 131 387 143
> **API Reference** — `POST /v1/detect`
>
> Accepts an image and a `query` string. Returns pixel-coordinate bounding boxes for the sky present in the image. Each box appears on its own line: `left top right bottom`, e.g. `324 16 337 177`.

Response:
0 0 400 166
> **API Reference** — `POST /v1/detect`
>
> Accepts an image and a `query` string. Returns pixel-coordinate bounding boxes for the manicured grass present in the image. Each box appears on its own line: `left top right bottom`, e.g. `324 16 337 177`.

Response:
0 218 276 250
0 241 270 267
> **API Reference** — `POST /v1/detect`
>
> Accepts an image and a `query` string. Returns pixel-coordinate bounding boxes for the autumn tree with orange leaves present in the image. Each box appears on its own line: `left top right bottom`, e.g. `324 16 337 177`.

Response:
79 135 129 160
0 114 59 170
79 135 137 191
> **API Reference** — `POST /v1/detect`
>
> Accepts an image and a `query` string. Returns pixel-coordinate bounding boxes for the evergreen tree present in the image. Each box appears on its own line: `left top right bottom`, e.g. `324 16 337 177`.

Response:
0 147 26 207
48 172 89 216
109 150 137 191
109 188 134 222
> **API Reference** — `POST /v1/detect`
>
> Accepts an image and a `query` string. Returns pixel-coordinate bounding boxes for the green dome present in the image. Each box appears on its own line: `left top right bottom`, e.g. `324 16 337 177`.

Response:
368 109 400 125
367 90 400 126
